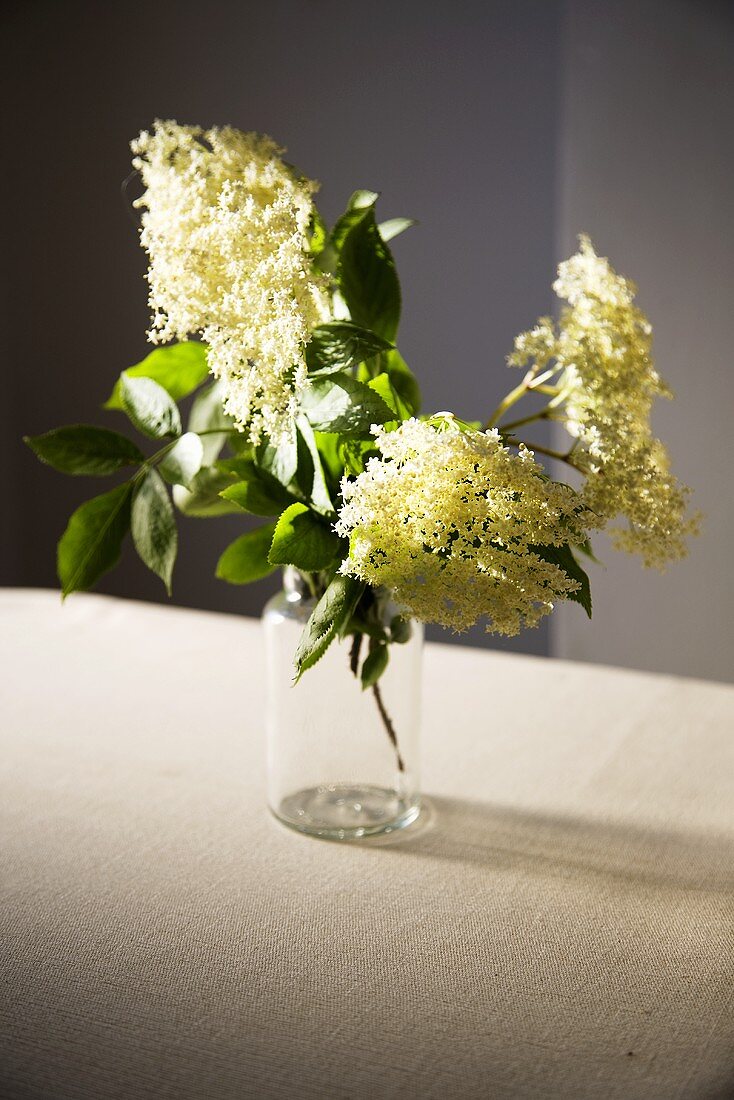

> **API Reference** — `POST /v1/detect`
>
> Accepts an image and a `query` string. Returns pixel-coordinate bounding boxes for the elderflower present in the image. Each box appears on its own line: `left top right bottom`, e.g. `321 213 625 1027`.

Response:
336 417 589 635
511 236 699 567
131 120 329 443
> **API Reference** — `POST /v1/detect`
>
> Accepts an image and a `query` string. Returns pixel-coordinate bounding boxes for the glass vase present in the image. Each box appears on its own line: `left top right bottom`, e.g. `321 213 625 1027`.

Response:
263 568 422 840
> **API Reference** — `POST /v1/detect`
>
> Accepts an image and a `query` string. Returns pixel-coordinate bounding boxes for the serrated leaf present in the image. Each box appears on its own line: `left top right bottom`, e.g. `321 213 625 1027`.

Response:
338 203 401 341
268 503 342 571
57 482 132 596
575 536 602 565
361 641 389 689
172 466 240 518
158 432 204 489
294 574 365 681
104 342 209 409
216 523 278 585
120 375 181 439
533 542 592 618
188 379 234 464
300 374 393 436
25 425 143 476
306 322 394 376
131 469 177 594
220 459 294 516
378 217 417 243
367 373 411 422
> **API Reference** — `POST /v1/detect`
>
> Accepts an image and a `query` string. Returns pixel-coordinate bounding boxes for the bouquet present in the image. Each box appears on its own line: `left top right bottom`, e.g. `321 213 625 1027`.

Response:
27 120 699 693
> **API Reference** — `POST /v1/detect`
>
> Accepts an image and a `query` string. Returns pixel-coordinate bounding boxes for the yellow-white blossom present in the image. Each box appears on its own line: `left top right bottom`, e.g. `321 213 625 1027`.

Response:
509 318 558 372
336 417 589 635
131 120 329 442
510 236 699 567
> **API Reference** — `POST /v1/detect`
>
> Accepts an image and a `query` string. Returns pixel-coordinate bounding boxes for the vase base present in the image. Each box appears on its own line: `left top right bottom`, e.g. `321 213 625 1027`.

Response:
272 784 420 840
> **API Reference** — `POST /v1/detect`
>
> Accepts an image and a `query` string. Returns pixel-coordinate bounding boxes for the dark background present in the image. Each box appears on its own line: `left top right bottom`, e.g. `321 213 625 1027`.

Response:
2 0 561 655
3 0 733 674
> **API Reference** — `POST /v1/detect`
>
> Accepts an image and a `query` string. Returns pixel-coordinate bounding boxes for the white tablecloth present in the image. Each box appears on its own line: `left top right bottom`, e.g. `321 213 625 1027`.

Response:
1 589 733 1100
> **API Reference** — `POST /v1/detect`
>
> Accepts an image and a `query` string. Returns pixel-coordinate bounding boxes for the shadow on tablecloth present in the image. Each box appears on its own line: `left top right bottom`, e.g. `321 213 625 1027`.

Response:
367 794 734 897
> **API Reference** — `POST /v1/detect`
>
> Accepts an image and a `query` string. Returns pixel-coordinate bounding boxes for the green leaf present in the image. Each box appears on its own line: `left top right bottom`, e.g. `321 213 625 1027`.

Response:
367 373 411 422
215 456 257 478
25 425 143 476
227 434 255 457
220 459 294 516
331 190 379 252
300 374 393 436
338 203 401 341
268 503 342 571
256 431 299 489
575 536 602 565
313 431 343 487
390 615 412 644
533 542 592 618
221 480 282 517
296 416 334 515
339 437 378 478
378 217 417 243
294 574 365 681
104 342 209 409
361 641 389 689
382 349 421 414
306 321 394 376
216 523 278 585
188 380 234 464
120 375 181 440
253 422 334 516
345 611 387 643
172 466 240 518
57 482 132 597
158 432 204 489
308 209 329 257
131 470 177 594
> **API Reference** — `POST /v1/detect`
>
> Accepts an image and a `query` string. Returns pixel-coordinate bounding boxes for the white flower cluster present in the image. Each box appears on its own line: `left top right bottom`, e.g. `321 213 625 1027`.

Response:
511 237 699 567
131 120 329 442
336 418 588 635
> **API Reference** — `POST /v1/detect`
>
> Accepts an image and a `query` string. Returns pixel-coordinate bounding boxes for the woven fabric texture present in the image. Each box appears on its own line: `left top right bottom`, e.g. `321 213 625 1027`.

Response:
1 589 733 1100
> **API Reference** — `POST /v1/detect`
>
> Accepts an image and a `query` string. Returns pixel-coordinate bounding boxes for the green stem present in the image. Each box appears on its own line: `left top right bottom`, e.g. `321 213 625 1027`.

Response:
516 440 583 470
349 632 363 676
500 408 567 433
372 681 405 773
347 629 404 773
484 367 561 429
301 570 320 600
485 376 534 429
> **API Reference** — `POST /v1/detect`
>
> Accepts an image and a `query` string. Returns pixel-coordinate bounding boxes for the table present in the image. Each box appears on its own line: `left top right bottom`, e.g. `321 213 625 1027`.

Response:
1 589 733 1100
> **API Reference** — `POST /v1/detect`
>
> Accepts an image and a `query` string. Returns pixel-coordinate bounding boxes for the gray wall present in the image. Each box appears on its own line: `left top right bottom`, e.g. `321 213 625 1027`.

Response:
552 0 734 683
4 0 730 678
3 0 560 657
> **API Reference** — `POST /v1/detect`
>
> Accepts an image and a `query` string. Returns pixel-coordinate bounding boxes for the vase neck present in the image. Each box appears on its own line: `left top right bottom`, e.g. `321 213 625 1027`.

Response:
282 566 311 600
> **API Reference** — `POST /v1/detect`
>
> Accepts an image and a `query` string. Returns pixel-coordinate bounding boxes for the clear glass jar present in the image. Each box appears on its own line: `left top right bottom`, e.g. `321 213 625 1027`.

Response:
263 569 422 840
